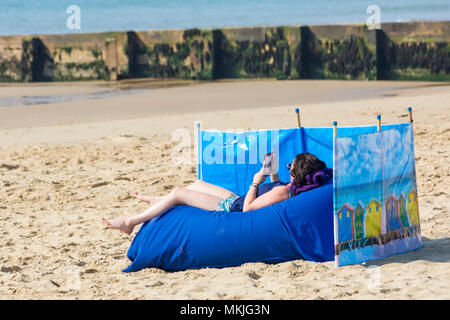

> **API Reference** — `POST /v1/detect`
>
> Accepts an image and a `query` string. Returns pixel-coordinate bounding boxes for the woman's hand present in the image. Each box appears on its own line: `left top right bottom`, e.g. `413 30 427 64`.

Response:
270 151 278 175
252 170 267 185
270 151 280 182
252 157 269 185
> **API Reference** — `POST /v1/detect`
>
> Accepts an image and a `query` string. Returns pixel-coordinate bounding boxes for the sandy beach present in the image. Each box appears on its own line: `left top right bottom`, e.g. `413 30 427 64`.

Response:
0 79 449 299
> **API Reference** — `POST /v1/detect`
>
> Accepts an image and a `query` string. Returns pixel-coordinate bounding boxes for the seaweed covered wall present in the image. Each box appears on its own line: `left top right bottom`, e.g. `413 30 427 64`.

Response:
377 21 450 81
35 32 124 81
0 21 448 82
0 36 32 82
301 24 377 80
115 32 129 79
212 26 302 79
128 29 214 79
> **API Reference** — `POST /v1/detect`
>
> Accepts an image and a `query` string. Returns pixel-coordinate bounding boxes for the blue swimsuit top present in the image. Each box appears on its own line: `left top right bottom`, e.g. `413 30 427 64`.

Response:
229 181 291 212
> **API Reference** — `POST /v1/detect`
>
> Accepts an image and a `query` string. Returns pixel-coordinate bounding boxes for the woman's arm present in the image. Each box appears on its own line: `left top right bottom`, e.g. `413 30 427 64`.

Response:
242 155 289 212
243 160 268 212
242 183 259 212
243 158 289 212
243 186 290 212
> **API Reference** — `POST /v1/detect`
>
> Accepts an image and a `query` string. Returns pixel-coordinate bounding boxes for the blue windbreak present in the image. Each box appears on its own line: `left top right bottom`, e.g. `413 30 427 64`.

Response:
198 123 409 195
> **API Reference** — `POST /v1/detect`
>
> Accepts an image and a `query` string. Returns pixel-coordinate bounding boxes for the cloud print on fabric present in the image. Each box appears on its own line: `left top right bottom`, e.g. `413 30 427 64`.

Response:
336 132 382 188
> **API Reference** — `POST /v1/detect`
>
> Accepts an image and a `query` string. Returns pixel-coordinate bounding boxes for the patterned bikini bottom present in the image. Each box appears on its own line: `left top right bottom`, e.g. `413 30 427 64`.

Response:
218 194 239 212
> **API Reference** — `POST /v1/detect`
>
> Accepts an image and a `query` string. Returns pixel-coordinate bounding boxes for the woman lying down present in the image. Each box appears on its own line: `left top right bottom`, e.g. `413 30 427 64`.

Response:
102 152 332 235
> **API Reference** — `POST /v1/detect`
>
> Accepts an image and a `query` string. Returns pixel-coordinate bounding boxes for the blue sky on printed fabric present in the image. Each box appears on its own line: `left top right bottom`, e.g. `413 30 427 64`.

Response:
336 124 414 188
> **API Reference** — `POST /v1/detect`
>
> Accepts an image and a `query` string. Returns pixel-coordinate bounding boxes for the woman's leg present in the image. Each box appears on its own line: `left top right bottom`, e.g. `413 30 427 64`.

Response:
102 187 221 235
135 180 234 204
134 192 164 204
185 179 236 198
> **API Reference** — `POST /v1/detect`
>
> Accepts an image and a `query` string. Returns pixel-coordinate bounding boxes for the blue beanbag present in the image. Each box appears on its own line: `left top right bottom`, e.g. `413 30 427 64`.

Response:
123 182 334 272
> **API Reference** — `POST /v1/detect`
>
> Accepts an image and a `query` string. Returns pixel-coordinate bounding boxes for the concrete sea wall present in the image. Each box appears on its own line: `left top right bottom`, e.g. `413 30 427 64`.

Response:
33 32 124 81
301 24 377 80
0 21 448 82
0 32 125 82
0 36 30 82
127 29 214 80
376 21 450 81
212 26 302 79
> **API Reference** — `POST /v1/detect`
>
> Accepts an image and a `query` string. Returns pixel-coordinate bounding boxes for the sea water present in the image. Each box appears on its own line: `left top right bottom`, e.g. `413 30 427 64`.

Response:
0 0 449 36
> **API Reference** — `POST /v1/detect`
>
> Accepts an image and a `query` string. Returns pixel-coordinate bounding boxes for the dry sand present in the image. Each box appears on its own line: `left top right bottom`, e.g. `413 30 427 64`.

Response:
0 80 449 299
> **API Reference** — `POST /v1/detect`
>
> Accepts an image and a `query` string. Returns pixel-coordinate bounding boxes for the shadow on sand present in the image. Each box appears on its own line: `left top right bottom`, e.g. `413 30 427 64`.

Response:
365 236 450 267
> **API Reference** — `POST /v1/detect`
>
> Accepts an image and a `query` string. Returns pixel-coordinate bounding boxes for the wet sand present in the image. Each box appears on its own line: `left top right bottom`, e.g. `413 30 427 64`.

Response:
0 79 449 299
0 79 447 130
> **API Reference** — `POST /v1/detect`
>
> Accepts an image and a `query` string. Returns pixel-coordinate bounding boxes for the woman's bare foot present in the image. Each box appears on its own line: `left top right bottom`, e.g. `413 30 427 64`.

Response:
134 192 161 204
101 217 134 235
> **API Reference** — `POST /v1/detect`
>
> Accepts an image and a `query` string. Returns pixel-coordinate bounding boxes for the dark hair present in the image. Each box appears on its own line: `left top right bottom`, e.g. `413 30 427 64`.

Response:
291 153 326 186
